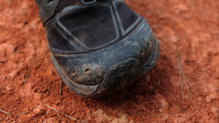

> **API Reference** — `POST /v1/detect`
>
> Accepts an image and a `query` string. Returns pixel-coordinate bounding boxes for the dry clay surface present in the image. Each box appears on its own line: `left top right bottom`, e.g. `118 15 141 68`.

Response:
0 0 219 122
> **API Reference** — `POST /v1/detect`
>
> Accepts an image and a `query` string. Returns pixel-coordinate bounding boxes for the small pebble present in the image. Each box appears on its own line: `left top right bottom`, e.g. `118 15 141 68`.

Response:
205 96 212 103
6 86 11 91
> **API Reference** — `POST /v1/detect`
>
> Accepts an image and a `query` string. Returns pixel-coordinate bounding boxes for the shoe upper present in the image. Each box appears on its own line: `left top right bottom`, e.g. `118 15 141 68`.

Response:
35 0 158 97
36 0 142 52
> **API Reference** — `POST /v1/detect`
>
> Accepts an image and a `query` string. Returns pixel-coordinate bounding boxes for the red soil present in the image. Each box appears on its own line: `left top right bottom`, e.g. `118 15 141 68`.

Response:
0 0 219 122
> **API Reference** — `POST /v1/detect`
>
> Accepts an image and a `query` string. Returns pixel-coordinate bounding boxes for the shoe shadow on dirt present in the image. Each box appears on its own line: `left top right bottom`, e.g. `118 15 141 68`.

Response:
90 51 175 115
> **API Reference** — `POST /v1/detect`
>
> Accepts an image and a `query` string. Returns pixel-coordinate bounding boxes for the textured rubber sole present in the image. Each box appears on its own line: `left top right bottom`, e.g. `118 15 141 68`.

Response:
50 38 159 98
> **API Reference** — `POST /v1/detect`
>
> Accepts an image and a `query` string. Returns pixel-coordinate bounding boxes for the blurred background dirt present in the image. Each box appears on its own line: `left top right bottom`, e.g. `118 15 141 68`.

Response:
0 0 219 122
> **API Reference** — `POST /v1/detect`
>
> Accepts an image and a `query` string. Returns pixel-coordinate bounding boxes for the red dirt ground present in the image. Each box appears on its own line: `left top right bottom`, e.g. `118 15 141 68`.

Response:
0 0 219 122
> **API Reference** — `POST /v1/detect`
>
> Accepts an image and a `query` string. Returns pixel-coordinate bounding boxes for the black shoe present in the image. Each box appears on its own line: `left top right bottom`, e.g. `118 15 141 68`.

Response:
35 0 159 98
